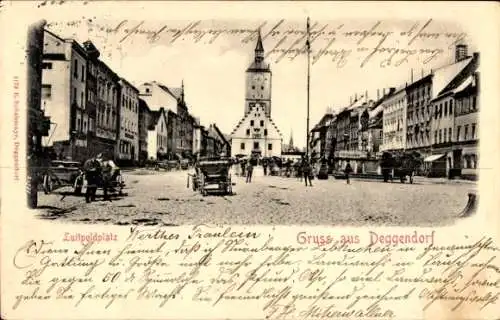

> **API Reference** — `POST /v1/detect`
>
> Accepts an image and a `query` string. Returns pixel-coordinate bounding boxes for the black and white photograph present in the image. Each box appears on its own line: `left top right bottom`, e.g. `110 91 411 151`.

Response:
2 2 499 320
25 11 480 226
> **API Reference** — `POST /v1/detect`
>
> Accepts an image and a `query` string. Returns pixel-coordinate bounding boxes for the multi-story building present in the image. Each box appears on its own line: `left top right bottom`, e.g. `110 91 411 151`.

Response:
82 40 99 158
94 59 120 159
310 112 335 160
381 87 407 151
41 29 89 162
407 45 473 159
192 117 202 157
138 98 152 163
147 107 168 160
230 30 283 158
138 81 197 159
453 70 479 179
117 78 139 164
175 83 195 158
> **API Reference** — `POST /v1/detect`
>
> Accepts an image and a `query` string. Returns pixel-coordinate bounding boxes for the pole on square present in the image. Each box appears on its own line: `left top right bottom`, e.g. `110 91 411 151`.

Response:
306 17 311 160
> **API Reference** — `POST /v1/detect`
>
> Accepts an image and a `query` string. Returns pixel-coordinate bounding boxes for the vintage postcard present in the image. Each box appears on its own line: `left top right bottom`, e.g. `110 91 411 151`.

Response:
1 1 499 319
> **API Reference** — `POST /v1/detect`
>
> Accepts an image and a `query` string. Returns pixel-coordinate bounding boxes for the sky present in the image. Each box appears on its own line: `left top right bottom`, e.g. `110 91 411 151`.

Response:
44 16 478 149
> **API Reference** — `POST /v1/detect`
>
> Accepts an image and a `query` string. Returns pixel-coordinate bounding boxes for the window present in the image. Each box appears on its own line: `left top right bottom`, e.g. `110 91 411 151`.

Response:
261 86 264 90
73 88 77 103
253 142 259 150
438 129 442 143
42 62 53 69
268 143 272 151
252 86 255 90
260 120 264 127
74 59 78 78
449 100 453 114
444 102 448 116
472 123 476 139
81 92 84 108
472 96 477 110
464 125 469 140
448 128 452 142
42 84 52 99
457 126 461 141
81 65 85 81
240 142 245 150
246 129 250 136
443 129 447 142
264 129 268 136
250 120 254 126
145 88 150 93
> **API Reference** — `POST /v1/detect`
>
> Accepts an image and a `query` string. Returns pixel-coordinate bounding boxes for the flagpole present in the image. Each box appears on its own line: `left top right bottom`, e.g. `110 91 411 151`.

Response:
306 17 311 159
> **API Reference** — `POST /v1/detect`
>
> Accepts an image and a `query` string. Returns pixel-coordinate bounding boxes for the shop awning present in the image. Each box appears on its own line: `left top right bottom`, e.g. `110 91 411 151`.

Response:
424 154 445 162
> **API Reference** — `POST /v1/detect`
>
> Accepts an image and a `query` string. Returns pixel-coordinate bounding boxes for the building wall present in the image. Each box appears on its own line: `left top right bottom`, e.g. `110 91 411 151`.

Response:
406 79 432 150
454 92 479 175
138 82 177 111
147 129 158 160
118 80 139 161
96 62 119 144
41 58 71 146
231 103 282 158
382 90 407 151
431 95 455 146
231 137 282 158
138 100 151 162
41 32 88 161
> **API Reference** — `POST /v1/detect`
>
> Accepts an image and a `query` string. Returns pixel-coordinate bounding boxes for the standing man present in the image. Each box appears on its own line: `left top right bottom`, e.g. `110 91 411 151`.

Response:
302 157 313 187
345 160 353 184
262 158 268 176
246 157 254 183
83 153 102 203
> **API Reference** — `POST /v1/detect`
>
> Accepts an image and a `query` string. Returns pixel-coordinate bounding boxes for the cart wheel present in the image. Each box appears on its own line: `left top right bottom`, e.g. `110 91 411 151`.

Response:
43 174 53 194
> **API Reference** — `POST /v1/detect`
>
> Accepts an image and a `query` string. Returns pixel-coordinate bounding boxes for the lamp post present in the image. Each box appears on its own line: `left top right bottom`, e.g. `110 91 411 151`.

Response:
305 17 311 159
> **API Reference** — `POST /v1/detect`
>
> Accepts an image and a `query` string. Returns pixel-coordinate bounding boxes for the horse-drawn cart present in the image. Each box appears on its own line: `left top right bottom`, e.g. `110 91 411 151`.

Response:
188 158 233 196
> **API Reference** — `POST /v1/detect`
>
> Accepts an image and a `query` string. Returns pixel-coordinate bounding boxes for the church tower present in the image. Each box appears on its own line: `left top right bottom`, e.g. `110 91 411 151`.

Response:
245 29 272 116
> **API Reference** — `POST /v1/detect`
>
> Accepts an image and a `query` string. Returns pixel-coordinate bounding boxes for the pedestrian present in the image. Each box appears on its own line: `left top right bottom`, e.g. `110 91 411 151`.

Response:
240 159 246 177
246 158 254 183
263 158 268 176
83 153 102 203
302 158 313 187
345 160 353 184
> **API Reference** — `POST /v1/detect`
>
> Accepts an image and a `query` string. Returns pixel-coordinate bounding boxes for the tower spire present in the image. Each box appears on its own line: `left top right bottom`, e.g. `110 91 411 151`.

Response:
255 28 264 62
289 129 294 149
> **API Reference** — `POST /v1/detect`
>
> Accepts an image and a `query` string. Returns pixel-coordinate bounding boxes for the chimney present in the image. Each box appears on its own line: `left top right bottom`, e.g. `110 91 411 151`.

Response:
377 89 380 100
355 93 358 101
455 44 468 62
365 90 368 102
421 69 424 78
411 69 414 83
383 88 386 96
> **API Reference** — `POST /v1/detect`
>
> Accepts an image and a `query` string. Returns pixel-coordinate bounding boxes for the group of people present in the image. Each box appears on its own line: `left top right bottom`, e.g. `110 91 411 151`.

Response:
233 155 354 186
83 153 120 203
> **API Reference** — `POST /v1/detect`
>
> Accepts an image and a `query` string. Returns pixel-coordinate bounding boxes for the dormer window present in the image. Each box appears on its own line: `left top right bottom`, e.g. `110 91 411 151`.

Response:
246 129 250 135
250 120 254 126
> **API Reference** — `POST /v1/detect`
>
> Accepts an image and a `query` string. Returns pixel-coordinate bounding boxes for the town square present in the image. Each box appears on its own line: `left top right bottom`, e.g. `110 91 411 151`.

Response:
25 18 479 225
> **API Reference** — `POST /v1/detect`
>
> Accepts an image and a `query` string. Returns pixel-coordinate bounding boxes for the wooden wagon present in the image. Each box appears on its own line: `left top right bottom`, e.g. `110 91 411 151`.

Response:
188 158 233 196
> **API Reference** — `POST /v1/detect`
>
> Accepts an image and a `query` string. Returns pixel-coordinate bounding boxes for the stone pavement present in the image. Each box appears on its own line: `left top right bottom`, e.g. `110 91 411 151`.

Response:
34 167 475 226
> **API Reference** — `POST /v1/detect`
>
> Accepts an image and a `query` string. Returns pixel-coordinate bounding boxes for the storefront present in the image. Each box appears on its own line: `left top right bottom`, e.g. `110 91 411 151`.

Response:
423 154 447 177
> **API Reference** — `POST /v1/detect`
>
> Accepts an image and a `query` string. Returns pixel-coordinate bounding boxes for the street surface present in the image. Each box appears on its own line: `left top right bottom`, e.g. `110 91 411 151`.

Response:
35 167 476 226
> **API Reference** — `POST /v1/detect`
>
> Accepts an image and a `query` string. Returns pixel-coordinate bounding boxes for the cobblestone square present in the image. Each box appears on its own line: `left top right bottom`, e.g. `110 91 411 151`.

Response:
35 167 476 226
